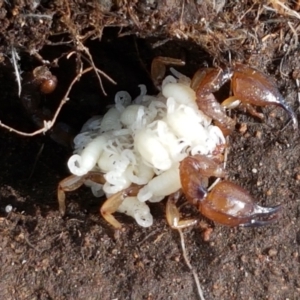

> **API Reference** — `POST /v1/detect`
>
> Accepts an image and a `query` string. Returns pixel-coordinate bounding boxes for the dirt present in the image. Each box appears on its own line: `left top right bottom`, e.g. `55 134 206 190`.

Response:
0 32 300 300
1 2 300 300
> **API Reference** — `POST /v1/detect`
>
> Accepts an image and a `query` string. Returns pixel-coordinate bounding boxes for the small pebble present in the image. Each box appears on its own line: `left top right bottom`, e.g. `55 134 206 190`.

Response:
239 123 247 134
266 189 273 196
203 227 213 241
255 131 262 139
5 205 13 213
268 248 277 257
111 249 118 255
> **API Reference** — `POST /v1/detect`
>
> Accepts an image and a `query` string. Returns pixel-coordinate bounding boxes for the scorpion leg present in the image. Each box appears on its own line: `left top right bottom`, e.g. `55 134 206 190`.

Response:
151 56 185 88
58 172 105 215
166 191 198 229
58 175 86 215
100 185 142 229
221 97 265 121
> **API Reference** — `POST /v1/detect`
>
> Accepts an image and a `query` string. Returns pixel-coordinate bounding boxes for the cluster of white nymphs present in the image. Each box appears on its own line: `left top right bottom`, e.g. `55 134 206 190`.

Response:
68 70 225 227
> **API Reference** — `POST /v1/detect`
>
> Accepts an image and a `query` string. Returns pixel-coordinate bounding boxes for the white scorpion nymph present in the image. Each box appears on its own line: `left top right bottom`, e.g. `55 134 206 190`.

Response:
67 72 225 227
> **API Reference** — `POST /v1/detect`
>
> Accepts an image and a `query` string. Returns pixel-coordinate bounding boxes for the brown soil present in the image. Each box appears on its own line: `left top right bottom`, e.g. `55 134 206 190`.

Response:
1 2 300 300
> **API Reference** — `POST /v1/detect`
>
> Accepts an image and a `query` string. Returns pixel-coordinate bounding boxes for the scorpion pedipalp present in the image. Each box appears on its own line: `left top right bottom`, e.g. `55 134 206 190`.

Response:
180 155 282 227
191 64 298 134
200 181 282 227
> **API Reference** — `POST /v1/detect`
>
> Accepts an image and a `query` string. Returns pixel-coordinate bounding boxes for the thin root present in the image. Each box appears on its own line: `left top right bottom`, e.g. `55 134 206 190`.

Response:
177 228 206 300
11 47 22 97
0 67 93 136
281 78 300 132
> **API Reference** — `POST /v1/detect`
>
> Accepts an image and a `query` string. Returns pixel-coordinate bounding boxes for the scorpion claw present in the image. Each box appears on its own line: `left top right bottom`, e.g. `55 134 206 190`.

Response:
196 180 282 227
280 104 298 131
232 64 298 130
191 63 298 134
239 204 282 227
180 156 282 227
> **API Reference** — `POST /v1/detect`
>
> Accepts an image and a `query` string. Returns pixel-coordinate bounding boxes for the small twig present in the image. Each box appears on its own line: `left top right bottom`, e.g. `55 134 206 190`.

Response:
81 46 108 95
61 0 115 96
207 178 221 192
267 0 300 19
177 229 205 300
137 228 162 246
126 0 141 29
152 38 171 49
287 21 299 50
238 3 256 23
11 47 22 97
21 13 54 20
179 0 185 29
79 51 117 88
0 67 93 136
23 233 42 253
280 78 299 132
32 52 50 65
